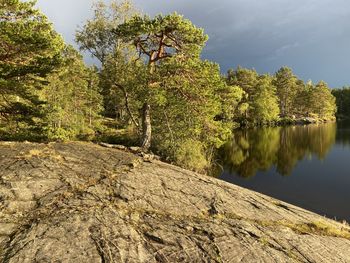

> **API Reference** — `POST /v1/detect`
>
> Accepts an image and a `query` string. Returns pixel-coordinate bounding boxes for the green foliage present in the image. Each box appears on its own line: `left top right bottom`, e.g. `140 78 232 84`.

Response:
77 4 228 171
76 0 136 65
105 11 238 170
174 139 208 172
227 67 258 94
226 67 258 121
76 0 139 119
114 12 208 60
250 75 280 124
273 67 298 117
226 66 337 124
293 80 310 116
40 46 103 141
0 0 63 77
148 58 240 170
76 2 337 172
0 0 64 139
332 87 350 119
308 81 337 119
227 69 280 124
218 84 245 122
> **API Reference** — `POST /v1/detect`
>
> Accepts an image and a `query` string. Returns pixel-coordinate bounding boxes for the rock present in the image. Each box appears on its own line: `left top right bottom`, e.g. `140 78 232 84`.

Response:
1 141 350 262
99 142 127 150
304 117 317 124
129 146 142 154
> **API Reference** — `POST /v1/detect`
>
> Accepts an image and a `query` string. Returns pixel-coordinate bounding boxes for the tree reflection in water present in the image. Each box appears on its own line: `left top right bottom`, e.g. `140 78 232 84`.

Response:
220 123 337 177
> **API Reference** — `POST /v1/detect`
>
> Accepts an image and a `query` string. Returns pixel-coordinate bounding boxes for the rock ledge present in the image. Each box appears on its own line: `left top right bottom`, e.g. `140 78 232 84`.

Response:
1 141 349 262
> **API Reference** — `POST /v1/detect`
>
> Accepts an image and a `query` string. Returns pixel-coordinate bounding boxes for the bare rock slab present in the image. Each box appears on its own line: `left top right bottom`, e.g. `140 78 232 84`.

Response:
0 141 350 262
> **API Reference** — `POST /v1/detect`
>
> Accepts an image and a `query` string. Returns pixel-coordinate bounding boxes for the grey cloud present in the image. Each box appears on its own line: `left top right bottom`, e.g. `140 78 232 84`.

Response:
35 0 350 87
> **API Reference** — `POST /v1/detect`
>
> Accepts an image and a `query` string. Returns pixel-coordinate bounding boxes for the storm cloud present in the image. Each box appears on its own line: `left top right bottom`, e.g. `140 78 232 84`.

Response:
36 0 350 87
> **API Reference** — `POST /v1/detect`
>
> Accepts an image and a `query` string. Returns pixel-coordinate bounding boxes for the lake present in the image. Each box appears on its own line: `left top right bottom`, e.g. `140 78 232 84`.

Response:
219 121 350 222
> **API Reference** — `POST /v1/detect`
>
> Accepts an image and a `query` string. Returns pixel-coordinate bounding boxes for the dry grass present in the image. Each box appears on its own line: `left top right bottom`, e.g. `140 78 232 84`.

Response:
277 220 350 240
25 149 43 158
18 147 63 162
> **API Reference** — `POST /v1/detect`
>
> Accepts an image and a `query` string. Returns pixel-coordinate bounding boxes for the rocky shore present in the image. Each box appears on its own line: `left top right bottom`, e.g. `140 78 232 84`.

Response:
1 141 350 262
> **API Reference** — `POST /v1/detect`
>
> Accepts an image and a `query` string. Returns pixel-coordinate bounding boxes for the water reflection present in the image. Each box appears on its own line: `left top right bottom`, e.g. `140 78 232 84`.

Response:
220 123 337 177
336 121 350 145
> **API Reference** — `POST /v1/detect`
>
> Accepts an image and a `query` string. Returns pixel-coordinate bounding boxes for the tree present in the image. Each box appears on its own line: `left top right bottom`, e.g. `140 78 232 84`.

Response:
227 65 337 123
292 79 309 116
114 12 208 150
226 67 258 121
250 75 280 124
309 81 336 119
273 67 298 117
218 84 245 123
227 69 279 124
148 57 241 170
227 67 258 94
0 0 64 138
76 0 138 120
76 0 136 65
40 46 103 140
77 6 241 171
332 87 350 119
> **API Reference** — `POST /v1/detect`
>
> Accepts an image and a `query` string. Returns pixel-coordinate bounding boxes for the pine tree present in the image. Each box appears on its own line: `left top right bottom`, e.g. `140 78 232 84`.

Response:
250 75 280 124
41 46 103 140
0 0 64 139
309 81 336 119
332 87 350 119
273 67 298 117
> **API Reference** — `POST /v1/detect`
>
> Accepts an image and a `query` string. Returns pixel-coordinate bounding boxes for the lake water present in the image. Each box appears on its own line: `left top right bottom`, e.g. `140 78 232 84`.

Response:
219 121 350 222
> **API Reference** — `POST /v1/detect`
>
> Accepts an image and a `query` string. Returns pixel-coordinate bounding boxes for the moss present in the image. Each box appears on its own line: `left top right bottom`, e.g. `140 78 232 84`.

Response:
259 236 270 246
280 221 350 239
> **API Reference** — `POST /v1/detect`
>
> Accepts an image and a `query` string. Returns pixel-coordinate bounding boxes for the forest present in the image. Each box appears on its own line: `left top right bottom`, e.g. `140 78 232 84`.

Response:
0 0 339 172
332 87 350 119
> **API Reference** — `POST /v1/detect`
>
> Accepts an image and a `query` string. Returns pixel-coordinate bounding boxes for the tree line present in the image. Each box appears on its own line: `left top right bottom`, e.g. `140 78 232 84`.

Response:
0 0 338 172
332 87 350 119
226 67 336 125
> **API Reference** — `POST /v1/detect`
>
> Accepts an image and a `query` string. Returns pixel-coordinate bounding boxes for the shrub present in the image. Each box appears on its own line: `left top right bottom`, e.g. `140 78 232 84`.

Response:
174 139 209 173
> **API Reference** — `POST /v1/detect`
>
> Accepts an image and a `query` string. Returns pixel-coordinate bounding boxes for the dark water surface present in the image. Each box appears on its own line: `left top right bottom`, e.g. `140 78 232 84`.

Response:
219 122 350 222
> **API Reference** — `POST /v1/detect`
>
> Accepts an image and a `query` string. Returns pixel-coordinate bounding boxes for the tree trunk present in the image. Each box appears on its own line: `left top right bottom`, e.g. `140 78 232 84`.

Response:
141 103 151 151
114 83 139 131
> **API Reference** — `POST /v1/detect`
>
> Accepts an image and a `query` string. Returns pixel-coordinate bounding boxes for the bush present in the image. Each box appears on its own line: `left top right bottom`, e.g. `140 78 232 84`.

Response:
46 127 76 141
174 139 209 173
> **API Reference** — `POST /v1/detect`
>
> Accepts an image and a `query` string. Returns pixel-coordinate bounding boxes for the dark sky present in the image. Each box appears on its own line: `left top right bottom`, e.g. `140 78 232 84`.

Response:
36 0 350 87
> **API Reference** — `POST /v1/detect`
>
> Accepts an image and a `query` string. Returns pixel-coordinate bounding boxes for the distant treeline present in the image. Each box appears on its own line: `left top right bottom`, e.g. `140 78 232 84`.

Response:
332 88 350 119
226 67 336 125
0 0 339 172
